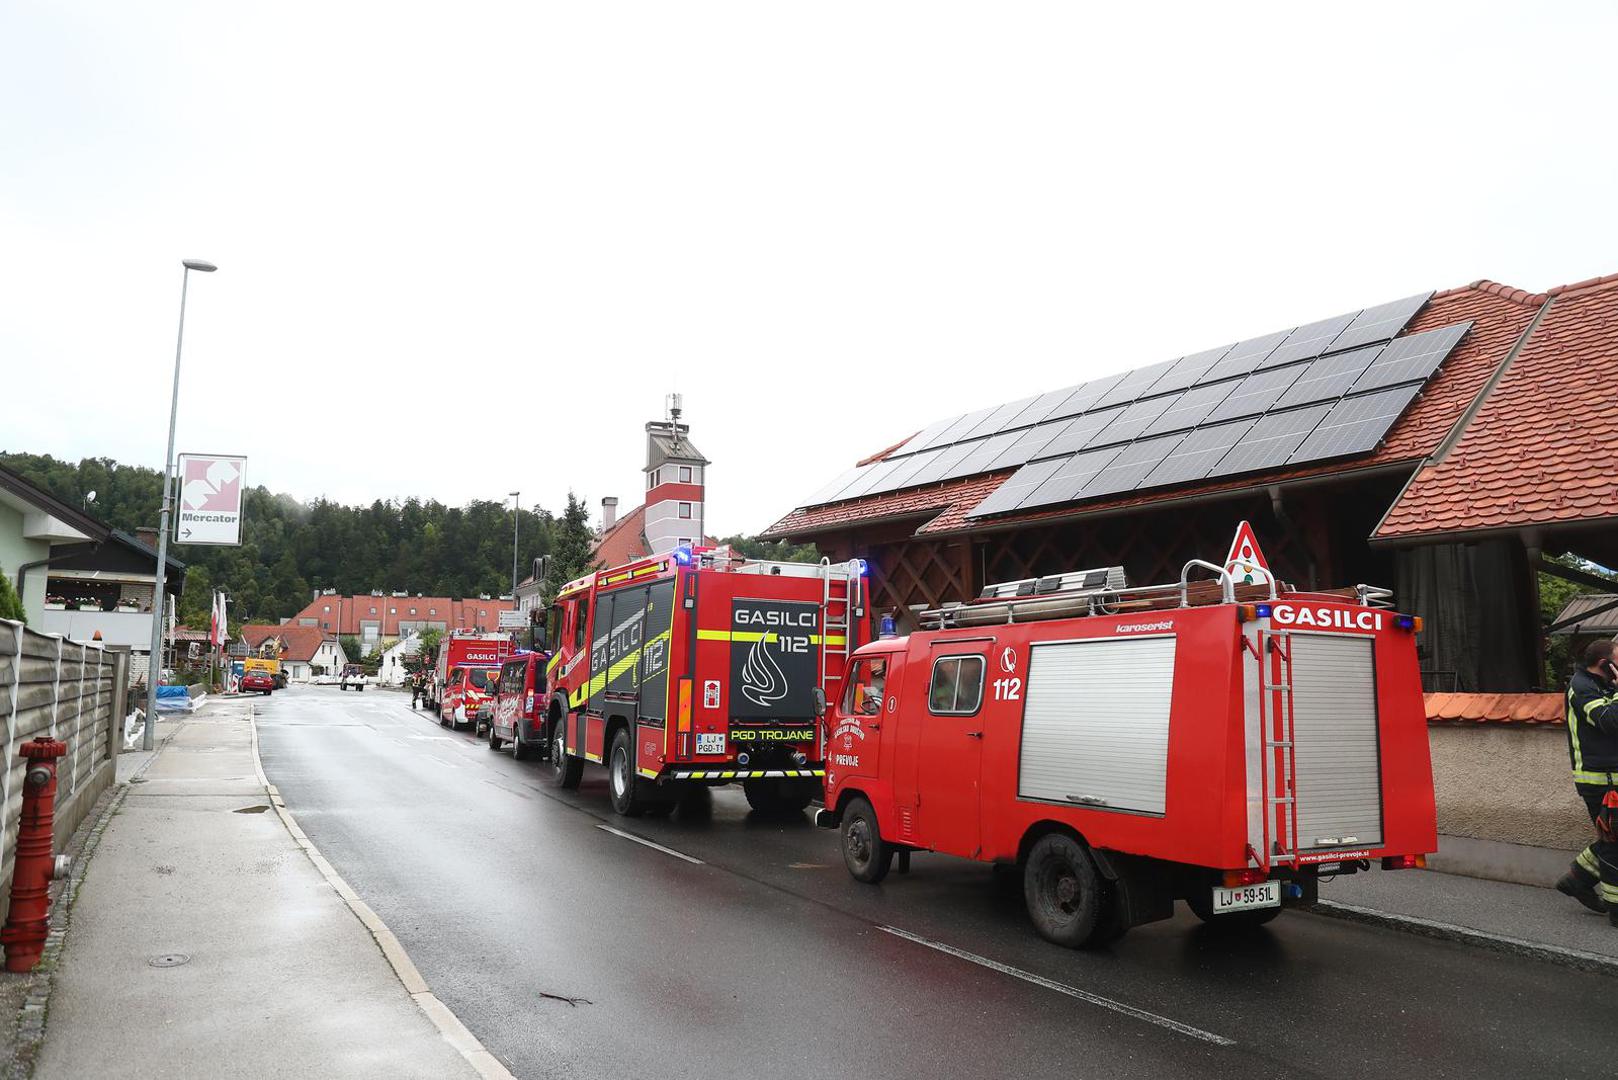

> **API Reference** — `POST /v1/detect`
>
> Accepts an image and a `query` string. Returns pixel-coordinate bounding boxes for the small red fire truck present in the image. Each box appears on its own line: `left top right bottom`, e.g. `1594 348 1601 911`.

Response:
816 559 1438 947
542 546 868 816
428 630 513 731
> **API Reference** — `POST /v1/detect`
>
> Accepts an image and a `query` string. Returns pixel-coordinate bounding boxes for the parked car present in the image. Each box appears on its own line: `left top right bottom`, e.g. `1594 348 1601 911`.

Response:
339 665 367 692
488 650 549 760
241 671 275 696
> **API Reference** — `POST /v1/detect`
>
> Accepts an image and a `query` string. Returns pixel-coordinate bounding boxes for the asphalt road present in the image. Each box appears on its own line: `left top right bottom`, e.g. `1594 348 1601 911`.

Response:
258 686 1613 1080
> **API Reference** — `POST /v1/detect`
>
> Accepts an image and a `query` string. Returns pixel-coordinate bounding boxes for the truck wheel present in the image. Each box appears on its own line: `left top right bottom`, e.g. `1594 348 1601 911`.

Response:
840 797 893 884
608 728 645 817
1185 892 1283 931
548 723 582 790
488 725 504 751
513 730 538 762
437 705 449 728
1023 833 1102 948
743 778 814 816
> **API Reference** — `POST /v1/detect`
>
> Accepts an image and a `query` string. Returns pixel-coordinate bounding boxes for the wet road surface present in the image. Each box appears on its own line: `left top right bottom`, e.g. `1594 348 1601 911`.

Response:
257 686 1612 1079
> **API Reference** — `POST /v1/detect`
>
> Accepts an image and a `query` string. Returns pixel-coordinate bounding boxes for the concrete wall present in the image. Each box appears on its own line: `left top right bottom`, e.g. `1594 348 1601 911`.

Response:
0 620 124 924
0 502 51 625
1428 724 1588 850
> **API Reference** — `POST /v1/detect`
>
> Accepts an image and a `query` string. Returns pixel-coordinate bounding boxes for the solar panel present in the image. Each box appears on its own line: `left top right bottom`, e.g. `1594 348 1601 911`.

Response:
1195 330 1288 386
902 414 968 456
1000 386 1082 432
1327 292 1432 354
1140 419 1257 487
1144 344 1235 396
956 396 1039 443
1032 408 1125 459
1017 446 1123 511
1290 383 1423 462
877 447 945 492
984 421 1069 472
1201 364 1308 424
1087 392 1182 447
1350 322 1470 395
903 439 981 488
1206 403 1333 479
1140 380 1238 438
1270 344 1383 410
1071 434 1188 500
940 430 1022 483
1092 359 1178 410
1259 311 1358 370
922 407 998 452
836 456 908 501
803 466 865 507
965 456 1067 519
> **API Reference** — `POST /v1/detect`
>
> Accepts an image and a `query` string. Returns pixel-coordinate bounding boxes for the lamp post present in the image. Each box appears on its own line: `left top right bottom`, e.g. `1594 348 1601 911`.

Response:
509 491 521 600
143 259 217 751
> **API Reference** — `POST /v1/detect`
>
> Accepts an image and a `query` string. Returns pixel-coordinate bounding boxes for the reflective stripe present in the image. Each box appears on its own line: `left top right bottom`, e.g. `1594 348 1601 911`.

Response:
1569 686 1585 772
1573 770 1618 786
1578 847 1600 874
696 629 845 646
1599 883 1618 901
668 768 827 781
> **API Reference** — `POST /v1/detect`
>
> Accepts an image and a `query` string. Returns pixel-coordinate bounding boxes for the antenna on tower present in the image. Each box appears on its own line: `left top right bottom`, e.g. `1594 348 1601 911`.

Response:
667 392 683 424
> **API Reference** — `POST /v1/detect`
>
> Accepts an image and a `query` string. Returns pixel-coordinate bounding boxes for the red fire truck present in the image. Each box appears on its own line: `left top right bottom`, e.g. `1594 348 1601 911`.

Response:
428 630 513 731
816 559 1438 947
542 546 867 816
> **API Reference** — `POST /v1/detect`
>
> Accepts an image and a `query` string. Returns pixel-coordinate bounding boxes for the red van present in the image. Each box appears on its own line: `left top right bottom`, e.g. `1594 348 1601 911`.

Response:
489 651 549 760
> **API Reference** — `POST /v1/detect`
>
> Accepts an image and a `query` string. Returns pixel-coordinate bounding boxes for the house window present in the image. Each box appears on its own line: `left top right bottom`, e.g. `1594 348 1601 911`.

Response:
679 466 692 483
322 605 330 613
678 538 692 547
429 608 436 615
390 608 396 614
679 502 692 519
410 608 417 615
370 606 377 615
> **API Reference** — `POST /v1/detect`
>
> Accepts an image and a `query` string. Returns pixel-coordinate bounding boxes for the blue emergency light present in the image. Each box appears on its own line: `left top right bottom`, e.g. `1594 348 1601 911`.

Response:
672 545 693 565
879 614 897 639
1255 603 1272 619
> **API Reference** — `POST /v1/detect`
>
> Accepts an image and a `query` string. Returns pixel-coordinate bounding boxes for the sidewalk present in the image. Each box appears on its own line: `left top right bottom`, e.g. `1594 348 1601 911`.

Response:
1314 862 1618 972
35 700 489 1079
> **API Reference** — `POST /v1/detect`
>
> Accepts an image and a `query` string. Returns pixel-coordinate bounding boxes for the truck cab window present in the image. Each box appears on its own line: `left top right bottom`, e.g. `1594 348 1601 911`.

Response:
546 605 563 652
842 657 889 716
928 656 984 716
574 599 589 650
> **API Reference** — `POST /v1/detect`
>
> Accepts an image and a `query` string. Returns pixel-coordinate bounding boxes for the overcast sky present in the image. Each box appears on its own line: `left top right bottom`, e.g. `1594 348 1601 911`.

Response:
5 2 1616 537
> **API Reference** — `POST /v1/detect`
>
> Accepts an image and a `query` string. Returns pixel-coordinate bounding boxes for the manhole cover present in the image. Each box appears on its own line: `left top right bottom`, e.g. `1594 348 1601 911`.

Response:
148 953 190 968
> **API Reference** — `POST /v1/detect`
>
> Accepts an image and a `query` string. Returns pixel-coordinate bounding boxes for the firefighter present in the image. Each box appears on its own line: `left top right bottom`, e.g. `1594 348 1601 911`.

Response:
1557 638 1618 921
410 668 424 709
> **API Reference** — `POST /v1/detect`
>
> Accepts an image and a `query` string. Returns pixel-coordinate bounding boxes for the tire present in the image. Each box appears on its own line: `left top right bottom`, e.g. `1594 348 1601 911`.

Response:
488 725 504 751
840 797 893 884
437 704 449 728
548 721 582 790
1185 891 1283 931
743 778 814 816
1023 833 1103 948
607 728 645 817
512 728 538 762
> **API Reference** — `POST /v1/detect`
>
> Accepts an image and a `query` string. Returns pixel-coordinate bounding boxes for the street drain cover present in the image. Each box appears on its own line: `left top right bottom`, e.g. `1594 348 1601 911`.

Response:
148 953 190 968
233 805 270 814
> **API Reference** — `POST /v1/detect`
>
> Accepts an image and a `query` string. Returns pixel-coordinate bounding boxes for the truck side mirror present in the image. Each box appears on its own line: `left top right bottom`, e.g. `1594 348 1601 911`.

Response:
533 626 549 652
812 687 827 718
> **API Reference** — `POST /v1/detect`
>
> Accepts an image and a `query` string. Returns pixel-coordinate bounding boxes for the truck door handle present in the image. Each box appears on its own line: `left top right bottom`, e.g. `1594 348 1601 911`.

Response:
966 731 982 739
866 722 880 731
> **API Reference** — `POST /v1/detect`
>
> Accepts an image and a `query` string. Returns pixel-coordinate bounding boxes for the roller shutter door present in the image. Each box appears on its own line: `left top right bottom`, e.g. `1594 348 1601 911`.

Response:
1019 636 1175 815
1289 633 1383 849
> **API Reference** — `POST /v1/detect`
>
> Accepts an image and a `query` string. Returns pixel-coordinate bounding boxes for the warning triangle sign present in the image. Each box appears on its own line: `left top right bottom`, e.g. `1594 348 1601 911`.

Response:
1224 520 1273 588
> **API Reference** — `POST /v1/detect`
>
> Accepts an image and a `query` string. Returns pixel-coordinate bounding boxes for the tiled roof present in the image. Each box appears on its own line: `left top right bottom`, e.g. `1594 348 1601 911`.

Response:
282 594 512 635
238 624 336 663
1377 275 1618 539
592 504 649 568
764 281 1543 541
1425 691 1564 725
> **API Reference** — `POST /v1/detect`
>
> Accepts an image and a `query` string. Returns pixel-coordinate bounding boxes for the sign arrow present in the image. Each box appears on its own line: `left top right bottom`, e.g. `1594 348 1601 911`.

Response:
182 528 192 538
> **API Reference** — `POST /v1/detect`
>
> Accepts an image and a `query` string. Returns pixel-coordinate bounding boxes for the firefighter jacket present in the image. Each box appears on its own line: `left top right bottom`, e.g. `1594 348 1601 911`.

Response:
1567 667 1618 783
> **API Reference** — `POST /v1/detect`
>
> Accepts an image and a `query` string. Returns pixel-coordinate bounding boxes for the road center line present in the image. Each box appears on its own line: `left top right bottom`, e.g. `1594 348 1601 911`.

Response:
594 824 704 865
878 925 1235 1047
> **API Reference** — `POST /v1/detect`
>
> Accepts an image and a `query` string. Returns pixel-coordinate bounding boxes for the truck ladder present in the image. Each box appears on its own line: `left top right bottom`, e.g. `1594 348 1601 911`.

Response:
818 559 861 703
1259 629 1301 867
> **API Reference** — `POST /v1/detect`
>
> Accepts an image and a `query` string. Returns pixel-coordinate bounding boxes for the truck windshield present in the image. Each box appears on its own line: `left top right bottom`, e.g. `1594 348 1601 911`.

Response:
469 669 494 691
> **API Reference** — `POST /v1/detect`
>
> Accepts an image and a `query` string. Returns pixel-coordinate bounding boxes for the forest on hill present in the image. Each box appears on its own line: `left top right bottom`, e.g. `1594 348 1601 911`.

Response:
1 453 814 629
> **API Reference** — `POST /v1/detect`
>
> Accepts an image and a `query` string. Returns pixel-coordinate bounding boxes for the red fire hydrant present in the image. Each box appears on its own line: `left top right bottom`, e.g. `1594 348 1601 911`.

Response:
1 738 70 972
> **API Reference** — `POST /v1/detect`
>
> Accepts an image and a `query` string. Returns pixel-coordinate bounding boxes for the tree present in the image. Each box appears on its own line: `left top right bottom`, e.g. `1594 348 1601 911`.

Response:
413 627 444 673
548 492 599 598
0 568 25 624
719 534 821 564
1541 553 1617 686
339 634 364 663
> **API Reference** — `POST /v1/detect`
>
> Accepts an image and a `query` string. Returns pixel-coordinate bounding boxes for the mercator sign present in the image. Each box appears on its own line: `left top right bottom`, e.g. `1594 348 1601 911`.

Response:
175 453 247 546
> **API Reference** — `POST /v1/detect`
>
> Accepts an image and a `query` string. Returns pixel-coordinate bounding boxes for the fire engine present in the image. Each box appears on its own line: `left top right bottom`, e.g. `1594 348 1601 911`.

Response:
428 629 513 730
542 545 867 817
815 558 1438 947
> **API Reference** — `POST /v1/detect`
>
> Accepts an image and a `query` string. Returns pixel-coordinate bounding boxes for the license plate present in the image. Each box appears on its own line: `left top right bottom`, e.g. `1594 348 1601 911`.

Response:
695 732 726 755
1211 881 1281 913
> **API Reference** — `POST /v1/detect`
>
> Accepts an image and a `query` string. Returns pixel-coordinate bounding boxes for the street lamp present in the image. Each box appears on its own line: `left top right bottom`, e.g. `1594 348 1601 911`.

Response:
509 491 521 600
143 258 217 751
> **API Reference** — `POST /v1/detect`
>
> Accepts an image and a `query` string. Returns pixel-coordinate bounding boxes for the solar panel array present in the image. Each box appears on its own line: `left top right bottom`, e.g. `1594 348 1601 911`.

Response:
801 291 1471 518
